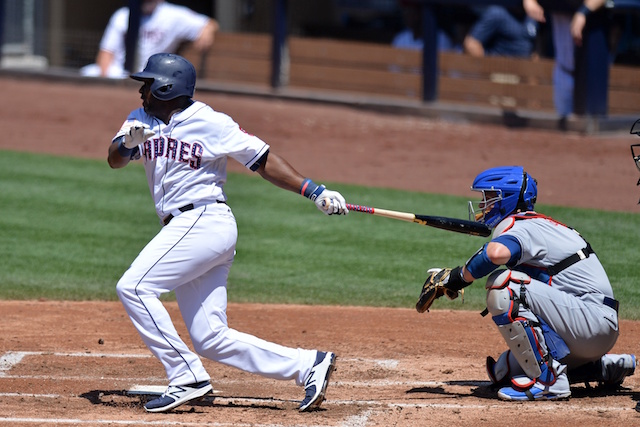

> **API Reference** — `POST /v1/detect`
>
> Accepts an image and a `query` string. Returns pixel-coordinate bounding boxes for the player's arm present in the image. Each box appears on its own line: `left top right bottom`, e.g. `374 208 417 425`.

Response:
463 35 485 57
255 151 348 215
108 121 155 169
108 138 133 169
461 237 522 282
523 0 546 23
192 19 219 52
96 49 115 78
571 0 607 46
255 150 304 192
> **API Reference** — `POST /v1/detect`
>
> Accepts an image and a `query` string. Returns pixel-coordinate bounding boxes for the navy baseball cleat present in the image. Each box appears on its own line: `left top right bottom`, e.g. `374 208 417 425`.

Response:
299 351 336 412
144 380 212 413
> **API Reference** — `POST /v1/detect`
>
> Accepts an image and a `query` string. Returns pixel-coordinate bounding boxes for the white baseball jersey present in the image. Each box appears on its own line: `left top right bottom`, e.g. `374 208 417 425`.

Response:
115 101 270 221
97 2 209 76
113 101 318 387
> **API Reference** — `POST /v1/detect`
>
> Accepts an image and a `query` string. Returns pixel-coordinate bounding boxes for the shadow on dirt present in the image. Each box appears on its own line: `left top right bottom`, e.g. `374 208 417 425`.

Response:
79 390 287 412
406 380 640 403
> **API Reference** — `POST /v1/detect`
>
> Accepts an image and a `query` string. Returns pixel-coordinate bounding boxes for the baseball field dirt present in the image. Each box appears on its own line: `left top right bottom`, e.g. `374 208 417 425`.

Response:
1 76 639 426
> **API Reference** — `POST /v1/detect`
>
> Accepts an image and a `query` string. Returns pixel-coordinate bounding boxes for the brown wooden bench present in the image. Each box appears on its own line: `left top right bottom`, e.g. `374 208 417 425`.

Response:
181 32 272 86
182 31 638 116
609 65 640 115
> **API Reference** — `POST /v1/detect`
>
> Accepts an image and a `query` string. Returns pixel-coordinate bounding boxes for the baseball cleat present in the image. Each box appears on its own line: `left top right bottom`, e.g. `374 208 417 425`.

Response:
497 376 570 401
299 351 336 412
144 380 212 413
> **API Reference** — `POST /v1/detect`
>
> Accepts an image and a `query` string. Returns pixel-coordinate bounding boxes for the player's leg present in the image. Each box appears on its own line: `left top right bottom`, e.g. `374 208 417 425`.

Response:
516 274 634 386
484 269 570 400
518 274 619 366
115 204 238 411
175 246 335 411
569 354 636 387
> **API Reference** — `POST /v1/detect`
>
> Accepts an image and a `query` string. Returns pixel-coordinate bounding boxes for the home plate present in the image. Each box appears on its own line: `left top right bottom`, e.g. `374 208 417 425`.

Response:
127 385 222 396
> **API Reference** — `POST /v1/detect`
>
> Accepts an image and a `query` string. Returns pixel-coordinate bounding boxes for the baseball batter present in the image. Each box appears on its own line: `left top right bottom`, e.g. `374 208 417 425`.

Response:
107 53 347 413
416 166 635 400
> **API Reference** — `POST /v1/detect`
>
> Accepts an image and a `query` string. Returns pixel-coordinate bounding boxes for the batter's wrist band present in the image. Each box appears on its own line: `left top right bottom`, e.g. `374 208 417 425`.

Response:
578 4 592 16
117 140 134 158
300 179 325 200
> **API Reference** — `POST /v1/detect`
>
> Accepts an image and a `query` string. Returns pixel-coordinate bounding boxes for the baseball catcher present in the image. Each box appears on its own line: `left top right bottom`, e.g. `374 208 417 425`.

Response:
416 166 635 400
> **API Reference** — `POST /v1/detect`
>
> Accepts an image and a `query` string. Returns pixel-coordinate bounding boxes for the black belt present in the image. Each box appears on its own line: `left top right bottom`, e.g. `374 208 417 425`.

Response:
163 201 226 226
603 296 619 313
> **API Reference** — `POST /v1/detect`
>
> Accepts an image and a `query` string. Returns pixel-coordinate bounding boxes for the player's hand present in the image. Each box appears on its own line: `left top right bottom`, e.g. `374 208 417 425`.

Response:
121 121 155 149
316 187 348 215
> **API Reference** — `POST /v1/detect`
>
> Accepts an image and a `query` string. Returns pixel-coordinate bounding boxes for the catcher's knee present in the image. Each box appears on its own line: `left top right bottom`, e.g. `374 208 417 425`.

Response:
485 269 531 317
484 270 554 382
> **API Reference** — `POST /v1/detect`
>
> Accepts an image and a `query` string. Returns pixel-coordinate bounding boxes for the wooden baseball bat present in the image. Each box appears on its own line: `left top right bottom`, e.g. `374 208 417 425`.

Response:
346 203 492 237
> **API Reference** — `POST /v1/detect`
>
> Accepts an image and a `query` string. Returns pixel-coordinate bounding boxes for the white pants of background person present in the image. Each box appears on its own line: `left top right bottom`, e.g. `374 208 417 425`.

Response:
80 63 128 79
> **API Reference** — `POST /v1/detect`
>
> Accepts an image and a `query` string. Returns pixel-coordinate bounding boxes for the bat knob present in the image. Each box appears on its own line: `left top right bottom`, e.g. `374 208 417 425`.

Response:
321 198 332 211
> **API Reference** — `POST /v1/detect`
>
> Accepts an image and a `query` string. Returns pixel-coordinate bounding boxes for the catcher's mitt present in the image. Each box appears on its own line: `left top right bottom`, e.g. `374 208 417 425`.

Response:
416 267 464 313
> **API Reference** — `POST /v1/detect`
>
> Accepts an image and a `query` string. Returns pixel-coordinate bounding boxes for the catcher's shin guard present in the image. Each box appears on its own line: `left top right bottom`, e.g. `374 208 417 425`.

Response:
485 270 556 385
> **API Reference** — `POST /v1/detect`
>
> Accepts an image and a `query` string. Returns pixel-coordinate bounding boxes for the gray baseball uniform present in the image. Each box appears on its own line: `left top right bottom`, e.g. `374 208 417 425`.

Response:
494 212 618 367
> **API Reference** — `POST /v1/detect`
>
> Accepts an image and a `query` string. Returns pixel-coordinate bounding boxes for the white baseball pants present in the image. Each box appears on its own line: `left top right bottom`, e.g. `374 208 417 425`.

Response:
116 203 316 386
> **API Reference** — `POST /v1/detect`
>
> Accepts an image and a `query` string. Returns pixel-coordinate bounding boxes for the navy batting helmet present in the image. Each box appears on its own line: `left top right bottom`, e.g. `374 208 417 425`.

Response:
468 166 537 228
130 53 196 101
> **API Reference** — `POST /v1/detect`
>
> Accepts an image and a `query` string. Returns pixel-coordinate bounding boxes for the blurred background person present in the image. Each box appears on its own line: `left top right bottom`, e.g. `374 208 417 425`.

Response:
392 0 463 52
522 0 609 120
464 5 538 58
80 0 218 78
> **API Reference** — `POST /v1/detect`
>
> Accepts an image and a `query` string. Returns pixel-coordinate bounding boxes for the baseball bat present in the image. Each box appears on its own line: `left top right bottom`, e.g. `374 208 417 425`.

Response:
346 203 492 237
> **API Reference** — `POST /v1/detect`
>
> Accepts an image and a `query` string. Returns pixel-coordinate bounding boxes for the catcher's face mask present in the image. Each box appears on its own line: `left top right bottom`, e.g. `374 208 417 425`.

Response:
468 190 502 224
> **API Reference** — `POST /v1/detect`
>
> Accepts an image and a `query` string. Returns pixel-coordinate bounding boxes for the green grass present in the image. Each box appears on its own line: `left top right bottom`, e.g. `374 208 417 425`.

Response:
2 150 639 319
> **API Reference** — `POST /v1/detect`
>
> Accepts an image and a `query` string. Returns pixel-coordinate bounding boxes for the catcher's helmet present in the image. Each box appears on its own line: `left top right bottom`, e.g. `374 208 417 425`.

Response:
130 53 196 101
468 166 537 228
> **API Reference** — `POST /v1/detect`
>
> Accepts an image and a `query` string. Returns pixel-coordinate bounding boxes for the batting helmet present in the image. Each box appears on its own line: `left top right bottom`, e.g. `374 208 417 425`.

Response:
130 53 196 101
469 166 537 228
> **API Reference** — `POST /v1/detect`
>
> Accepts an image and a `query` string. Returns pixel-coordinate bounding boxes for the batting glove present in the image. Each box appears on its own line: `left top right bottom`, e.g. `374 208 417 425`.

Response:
316 188 348 215
121 121 156 149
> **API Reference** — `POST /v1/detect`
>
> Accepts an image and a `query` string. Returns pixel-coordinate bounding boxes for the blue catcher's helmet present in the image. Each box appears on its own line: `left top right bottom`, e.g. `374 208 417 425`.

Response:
130 53 196 101
468 166 537 228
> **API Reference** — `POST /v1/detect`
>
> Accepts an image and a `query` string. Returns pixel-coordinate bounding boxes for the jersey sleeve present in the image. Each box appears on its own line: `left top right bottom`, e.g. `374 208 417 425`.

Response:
503 222 548 266
220 119 270 171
